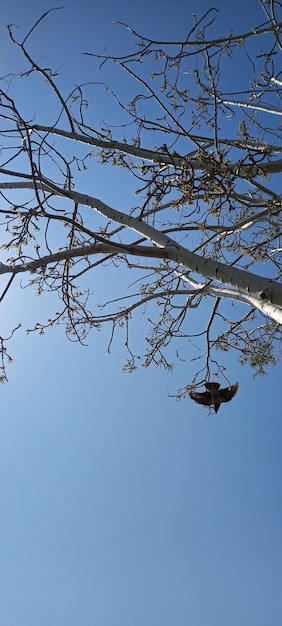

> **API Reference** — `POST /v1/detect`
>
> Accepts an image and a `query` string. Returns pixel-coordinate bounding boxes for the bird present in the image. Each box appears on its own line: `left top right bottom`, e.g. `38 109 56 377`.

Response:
189 382 239 413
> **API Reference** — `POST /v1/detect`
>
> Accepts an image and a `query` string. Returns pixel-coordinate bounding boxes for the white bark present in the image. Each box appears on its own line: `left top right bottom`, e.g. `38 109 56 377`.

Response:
219 98 282 117
28 126 282 179
178 273 282 324
1 178 282 323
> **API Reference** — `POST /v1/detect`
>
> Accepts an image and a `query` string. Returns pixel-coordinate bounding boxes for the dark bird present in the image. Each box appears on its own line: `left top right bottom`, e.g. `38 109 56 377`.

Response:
189 382 239 413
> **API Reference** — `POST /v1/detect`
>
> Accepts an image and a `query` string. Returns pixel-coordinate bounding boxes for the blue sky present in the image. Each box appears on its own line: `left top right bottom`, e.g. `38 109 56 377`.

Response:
0 1 281 626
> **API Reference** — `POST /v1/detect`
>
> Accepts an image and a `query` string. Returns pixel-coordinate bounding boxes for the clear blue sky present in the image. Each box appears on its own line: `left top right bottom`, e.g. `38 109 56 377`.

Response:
0 1 281 626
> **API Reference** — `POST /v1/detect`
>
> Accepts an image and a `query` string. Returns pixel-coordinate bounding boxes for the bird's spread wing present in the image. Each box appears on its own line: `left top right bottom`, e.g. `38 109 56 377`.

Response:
189 390 212 406
219 383 239 403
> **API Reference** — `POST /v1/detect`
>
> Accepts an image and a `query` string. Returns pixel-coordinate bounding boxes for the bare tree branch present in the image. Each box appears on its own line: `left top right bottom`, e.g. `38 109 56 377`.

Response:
0 2 281 386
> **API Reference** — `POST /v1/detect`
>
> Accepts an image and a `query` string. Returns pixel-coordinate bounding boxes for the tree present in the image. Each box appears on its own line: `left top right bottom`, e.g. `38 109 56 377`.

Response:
0 3 281 390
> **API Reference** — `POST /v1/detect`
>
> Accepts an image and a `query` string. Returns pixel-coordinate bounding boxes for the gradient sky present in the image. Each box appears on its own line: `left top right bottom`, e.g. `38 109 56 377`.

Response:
0 1 281 626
